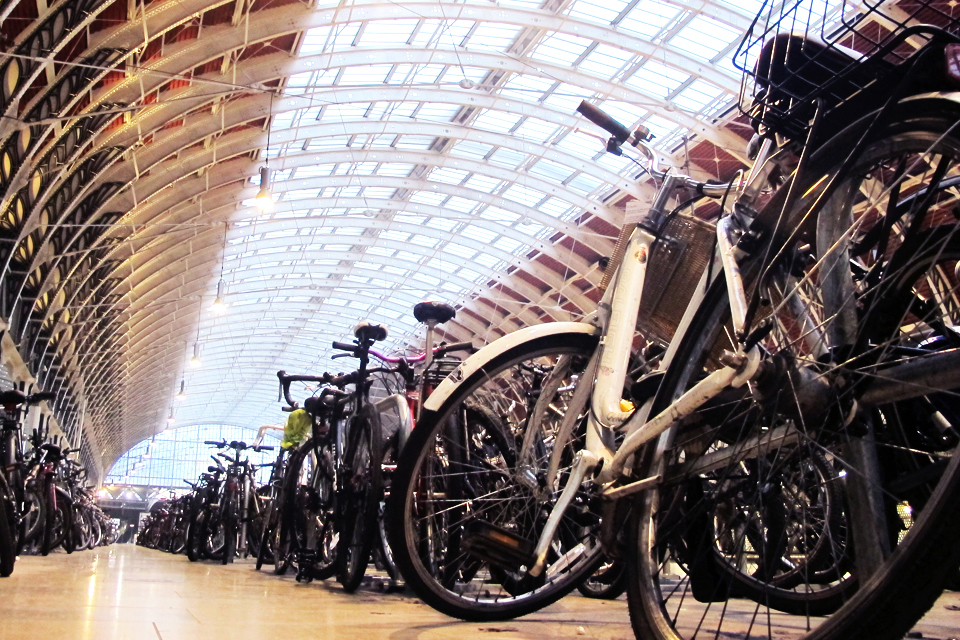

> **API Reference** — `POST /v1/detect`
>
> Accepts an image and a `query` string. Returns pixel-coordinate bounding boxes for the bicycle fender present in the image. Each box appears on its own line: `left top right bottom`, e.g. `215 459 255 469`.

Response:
422 322 600 412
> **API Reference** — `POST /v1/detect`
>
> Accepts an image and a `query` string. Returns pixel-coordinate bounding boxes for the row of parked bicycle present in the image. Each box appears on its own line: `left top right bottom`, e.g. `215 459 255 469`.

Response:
137 301 628 600
0 390 118 576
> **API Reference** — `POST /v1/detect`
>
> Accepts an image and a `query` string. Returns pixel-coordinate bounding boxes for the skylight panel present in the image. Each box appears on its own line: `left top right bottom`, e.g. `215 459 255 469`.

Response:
513 117 561 143
473 252 500 268
472 111 522 134
642 113 680 140
479 206 518 223
442 242 477 260
395 213 427 225
416 103 460 122
272 111 296 130
671 79 725 113
444 197 477 213
330 22 363 48
567 0 630 25
538 198 575 219
340 65 392 86
450 141 493 161
464 175 501 192
395 250 422 264
492 236 523 253
529 159 574 183
394 135 435 150
501 184 546 207
409 19 475 48
357 19 419 46
375 164 414 177
429 217 459 232
530 32 593 66
362 187 395 199
283 188 321 200
381 230 411 242
409 235 439 249
350 162 378 175
300 26 333 53
500 74 556 101
487 147 525 169
669 15 741 62
429 167 468 185
565 172 603 194
320 103 371 122
388 64 444 85
577 44 635 79
625 60 688 99
555 129 606 158
461 224 498 243
617 0 681 39
410 191 446 205
467 24 522 53
305 136 351 151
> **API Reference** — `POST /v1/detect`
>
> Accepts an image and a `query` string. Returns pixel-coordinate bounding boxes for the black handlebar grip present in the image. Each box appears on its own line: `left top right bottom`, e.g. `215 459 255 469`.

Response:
204 440 220 445
282 406 294 412
332 341 357 352
437 341 474 356
576 101 632 143
256 445 275 451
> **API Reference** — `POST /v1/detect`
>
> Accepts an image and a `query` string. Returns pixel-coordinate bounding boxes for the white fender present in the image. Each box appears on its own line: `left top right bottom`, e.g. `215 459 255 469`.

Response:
423 322 600 412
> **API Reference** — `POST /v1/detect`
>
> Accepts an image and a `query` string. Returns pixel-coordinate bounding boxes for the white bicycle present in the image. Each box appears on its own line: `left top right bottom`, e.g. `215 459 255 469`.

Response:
386 2 960 637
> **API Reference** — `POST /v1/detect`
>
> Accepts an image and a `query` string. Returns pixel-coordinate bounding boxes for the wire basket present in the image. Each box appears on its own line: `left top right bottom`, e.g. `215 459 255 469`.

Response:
637 213 715 345
734 0 960 137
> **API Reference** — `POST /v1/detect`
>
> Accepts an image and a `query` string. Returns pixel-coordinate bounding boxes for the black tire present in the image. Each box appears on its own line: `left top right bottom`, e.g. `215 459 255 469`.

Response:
577 558 626 600
186 509 205 562
58 500 74 554
222 487 238 565
255 500 277 570
0 494 15 577
627 100 960 640
337 403 383 592
386 332 605 621
40 480 56 556
19 486 43 553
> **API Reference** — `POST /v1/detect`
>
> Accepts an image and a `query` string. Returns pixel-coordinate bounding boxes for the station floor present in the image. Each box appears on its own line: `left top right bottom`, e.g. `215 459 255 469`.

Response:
0 544 958 640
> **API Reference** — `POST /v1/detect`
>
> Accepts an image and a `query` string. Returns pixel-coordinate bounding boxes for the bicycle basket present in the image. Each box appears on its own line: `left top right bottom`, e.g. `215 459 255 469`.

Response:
734 0 960 137
637 213 715 345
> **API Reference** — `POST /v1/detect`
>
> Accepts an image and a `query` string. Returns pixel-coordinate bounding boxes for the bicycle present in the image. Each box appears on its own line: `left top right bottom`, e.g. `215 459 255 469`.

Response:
386 2 960 636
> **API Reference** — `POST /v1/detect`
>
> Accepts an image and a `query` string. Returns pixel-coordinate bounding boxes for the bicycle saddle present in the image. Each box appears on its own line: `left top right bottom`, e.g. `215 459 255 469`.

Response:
354 321 388 342
414 301 456 325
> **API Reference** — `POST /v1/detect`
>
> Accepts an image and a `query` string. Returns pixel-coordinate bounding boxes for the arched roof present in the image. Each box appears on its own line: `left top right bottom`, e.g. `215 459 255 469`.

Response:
0 0 767 478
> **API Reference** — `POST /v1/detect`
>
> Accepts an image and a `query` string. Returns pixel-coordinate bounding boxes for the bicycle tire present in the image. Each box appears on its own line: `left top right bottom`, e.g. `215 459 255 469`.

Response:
40 478 55 556
626 99 960 640
186 508 205 562
386 331 605 621
0 494 15 577
337 403 383 592
222 487 238 565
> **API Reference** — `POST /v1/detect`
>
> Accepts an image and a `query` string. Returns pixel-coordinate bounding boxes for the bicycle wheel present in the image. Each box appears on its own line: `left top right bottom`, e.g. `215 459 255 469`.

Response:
627 100 960 640
0 492 15 576
337 403 382 592
221 488 238 565
186 508 206 562
19 486 43 553
386 331 605 621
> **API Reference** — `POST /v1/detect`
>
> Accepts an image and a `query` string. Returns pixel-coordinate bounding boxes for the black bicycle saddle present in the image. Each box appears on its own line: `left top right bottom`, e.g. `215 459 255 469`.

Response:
413 301 456 325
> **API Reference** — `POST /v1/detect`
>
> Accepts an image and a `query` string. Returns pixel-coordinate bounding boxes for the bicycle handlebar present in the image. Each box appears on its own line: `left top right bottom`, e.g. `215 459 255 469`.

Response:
577 100 633 143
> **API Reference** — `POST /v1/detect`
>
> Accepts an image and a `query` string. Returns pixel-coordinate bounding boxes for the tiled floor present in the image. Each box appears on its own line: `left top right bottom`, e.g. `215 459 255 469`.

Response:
0 545 957 640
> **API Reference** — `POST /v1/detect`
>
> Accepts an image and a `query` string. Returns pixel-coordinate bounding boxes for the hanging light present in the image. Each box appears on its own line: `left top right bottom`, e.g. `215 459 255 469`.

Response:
190 342 201 367
254 166 272 211
167 408 175 425
212 279 226 313
176 379 186 400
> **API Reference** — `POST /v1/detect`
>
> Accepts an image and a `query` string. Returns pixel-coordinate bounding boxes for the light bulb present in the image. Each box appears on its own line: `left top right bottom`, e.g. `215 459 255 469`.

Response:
254 167 272 210
176 380 186 400
190 343 201 367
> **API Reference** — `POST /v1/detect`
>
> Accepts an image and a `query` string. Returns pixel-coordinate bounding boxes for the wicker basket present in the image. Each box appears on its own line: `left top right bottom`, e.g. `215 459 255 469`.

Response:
637 214 716 345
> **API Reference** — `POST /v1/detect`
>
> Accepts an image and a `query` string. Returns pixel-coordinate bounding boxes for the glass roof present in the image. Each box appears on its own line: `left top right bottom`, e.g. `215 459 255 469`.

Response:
95 0 757 466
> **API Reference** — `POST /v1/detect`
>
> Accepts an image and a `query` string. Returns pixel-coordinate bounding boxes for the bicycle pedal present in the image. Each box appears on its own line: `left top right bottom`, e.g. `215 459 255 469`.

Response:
461 520 536 572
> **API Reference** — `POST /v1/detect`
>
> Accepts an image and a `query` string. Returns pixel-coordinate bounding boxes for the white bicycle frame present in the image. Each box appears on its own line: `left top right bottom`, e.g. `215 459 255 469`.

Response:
426 137 787 576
